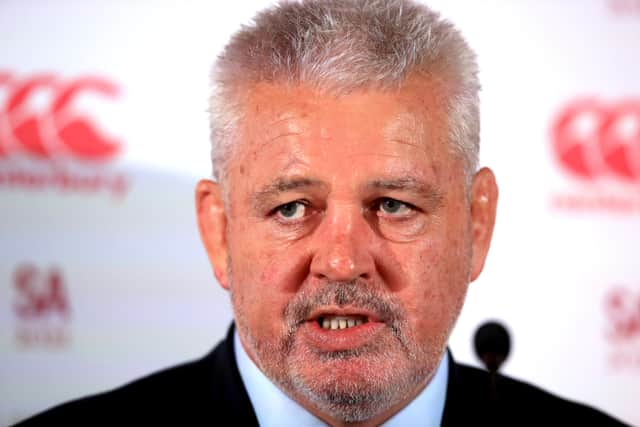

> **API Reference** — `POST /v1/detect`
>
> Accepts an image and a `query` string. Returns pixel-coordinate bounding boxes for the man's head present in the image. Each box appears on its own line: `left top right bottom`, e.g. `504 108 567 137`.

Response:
197 1 498 425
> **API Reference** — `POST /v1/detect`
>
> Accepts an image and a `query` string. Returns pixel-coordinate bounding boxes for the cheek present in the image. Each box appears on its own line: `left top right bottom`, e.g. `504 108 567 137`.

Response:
227 217 274 279
231 219 314 294
228 229 312 322
397 235 470 338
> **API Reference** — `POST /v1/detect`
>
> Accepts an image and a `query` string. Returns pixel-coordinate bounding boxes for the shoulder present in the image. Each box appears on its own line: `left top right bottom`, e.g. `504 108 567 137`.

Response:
14 352 215 425
446 361 630 427
14 329 258 426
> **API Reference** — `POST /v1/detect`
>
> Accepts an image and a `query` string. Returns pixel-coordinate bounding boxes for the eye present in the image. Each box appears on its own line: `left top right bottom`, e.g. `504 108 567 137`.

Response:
275 201 306 220
378 198 412 216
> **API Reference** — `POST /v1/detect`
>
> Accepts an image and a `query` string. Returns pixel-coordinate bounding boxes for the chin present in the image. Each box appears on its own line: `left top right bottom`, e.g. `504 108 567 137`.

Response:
283 343 428 424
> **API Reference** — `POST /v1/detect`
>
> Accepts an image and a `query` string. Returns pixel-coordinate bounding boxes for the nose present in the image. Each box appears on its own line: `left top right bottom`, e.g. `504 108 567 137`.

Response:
310 202 376 282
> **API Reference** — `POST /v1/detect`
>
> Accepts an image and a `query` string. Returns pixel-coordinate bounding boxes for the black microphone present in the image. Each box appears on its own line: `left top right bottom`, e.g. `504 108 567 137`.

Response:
474 321 511 402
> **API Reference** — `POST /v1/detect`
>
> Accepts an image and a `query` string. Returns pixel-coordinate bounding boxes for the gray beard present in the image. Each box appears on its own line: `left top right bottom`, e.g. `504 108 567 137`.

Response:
230 277 449 423
286 343 431 423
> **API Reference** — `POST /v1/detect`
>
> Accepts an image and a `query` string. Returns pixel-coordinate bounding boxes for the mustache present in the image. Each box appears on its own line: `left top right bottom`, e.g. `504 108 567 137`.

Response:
283 280 406 329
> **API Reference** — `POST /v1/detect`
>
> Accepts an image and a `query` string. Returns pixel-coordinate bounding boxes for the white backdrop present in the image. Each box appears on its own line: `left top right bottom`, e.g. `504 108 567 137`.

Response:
1 0 639 425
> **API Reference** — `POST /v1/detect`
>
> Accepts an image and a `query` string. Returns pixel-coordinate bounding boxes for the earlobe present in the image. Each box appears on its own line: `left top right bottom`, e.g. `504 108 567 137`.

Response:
195 179 230 290
469 167 498 282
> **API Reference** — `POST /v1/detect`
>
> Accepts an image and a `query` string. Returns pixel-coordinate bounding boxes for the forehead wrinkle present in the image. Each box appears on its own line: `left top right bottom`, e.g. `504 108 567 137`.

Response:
262 131 303 146
383 111 427 151
266 111 308 128
389 139 422 149
249 111 310 152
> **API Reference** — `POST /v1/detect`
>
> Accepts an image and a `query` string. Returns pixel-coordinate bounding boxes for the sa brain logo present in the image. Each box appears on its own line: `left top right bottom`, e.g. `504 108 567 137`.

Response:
551 99 640 182
0 72 121 161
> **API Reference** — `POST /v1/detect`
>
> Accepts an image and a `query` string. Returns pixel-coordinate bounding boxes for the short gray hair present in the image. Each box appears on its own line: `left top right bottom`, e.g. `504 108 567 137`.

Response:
208 0 480 183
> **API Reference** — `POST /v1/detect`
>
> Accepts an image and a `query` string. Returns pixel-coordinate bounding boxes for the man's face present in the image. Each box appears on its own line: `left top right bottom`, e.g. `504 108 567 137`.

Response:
197 78 497 424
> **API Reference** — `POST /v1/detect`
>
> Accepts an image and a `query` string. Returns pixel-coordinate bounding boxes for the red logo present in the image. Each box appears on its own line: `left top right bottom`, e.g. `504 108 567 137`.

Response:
0 72 121 161
605 286 640 371
13 264 70 319
608 0 640 15
551 98 640 182
549 98 640 214
12 263 72 348
0 72 129 197
605 286 640 341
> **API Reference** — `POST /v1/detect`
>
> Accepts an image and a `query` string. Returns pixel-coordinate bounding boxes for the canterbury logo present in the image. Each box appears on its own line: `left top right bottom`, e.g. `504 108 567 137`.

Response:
551 98 640 182
0 72 121 161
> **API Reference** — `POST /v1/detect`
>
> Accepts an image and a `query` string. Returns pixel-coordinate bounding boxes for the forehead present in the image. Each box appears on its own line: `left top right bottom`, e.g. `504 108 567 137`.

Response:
227 78 456 189
240 77 447 136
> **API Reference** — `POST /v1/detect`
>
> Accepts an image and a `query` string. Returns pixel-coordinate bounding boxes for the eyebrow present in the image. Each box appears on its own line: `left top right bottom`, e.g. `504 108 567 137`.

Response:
366 177 444 209
251 177 326 211
250 176 444 211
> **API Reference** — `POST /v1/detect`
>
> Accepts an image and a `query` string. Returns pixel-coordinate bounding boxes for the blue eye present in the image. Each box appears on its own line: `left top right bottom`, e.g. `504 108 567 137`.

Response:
276 201 306 219
379 198 411 215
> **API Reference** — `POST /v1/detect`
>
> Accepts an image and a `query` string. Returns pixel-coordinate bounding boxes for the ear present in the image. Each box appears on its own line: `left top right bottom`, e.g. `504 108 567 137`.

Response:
469 167 498 282
196 179 230 290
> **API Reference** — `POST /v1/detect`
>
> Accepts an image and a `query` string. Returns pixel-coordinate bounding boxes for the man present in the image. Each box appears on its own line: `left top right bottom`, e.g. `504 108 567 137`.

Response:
17 1 630 426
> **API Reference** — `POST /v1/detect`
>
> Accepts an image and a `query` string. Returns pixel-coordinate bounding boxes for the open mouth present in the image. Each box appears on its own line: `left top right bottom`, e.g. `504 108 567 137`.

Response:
316 315 369 330
302 309 386 352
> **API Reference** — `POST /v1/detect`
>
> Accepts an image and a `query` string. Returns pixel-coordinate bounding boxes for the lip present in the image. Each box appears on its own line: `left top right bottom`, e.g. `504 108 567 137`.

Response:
299 306 387 352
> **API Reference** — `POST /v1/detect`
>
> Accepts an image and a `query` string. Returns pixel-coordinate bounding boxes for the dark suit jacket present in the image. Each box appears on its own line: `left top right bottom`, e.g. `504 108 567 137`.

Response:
16 325 630 426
